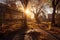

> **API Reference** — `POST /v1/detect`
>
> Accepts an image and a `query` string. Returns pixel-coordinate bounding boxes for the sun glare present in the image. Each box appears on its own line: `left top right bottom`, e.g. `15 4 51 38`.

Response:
16 1 34 19
25 9 30 14
25 8 34 19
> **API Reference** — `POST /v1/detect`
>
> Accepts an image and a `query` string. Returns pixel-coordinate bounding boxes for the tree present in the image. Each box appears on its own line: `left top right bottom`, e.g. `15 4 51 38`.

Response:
20 0 30 27
30 0 47 24
52 0 59 26
18 0 30 40
32 6 42 24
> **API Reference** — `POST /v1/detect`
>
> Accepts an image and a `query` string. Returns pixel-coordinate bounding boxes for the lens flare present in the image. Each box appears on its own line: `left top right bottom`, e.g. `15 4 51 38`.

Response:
25 9 30 14
25 8 34 19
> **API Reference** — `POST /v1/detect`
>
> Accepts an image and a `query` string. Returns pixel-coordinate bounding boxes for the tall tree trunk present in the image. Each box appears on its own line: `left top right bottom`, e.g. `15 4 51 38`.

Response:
19 0 29 40
20 0 29 28
35 15 40 24
52 0 59 26
23 0 29 28
52 6 56 26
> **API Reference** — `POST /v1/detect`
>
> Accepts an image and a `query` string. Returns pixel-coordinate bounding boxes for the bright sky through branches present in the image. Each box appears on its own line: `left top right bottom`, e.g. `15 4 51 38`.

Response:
16 1 34 19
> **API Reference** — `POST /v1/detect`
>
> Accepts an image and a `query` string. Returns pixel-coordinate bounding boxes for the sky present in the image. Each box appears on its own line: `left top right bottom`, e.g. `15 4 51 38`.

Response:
0 0 6 3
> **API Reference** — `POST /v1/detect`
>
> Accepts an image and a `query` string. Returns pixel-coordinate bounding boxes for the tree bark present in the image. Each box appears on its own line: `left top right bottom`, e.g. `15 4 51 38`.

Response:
35 15 40 24
52 0 59 26
52 6 56 26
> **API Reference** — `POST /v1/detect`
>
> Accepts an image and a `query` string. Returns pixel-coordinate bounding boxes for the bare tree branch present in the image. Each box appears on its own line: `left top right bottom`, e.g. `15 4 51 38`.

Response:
20 0 29 8
36 5 43 16
56 0 59 6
